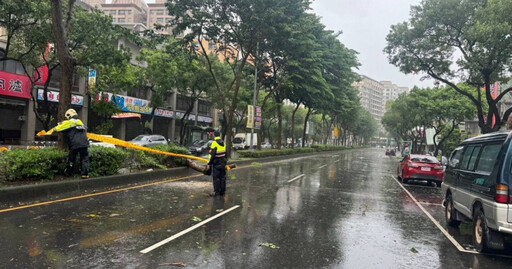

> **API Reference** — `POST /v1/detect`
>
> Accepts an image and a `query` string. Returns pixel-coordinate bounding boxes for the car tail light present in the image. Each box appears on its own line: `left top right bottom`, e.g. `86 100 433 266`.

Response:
434 166 443 170
495 184 509 204
408 163 419 168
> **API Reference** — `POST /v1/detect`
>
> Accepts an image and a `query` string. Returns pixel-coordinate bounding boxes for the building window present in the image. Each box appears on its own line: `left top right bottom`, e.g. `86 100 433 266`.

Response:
150 18 155 23
157 18 163 23
208 42 216 51
119 10 125 15
109 10 116 15
118 18 125 23
198 100 210 116
157 9 164 15
166 18 172 23
127 10 132 15
127 18 132 22
177 96 193 111
112 18 116 23
150 10 155 15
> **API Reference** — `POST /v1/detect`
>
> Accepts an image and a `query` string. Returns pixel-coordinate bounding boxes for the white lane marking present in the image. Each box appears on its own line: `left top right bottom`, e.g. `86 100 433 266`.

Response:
419 202 442 207
335 159 340 163
287 174 305 183
318 165 327 169
389 176 478 254
140 205 240 254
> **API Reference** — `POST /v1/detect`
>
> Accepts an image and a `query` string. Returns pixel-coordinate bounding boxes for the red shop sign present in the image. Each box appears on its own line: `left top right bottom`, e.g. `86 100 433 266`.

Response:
0 71 32 100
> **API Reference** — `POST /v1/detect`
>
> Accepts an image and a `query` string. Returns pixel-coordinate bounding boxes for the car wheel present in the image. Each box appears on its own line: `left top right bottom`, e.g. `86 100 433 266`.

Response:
473 207 490 252
445 194 461 228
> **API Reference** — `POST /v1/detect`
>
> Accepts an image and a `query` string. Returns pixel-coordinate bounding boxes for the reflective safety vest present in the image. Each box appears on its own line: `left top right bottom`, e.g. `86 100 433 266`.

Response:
54 118 85 132
208 137 226 163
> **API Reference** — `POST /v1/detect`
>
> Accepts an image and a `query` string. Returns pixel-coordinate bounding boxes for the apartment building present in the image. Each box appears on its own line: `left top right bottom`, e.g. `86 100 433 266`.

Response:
380 81 409 105
353 75 385 124
147 0 174 35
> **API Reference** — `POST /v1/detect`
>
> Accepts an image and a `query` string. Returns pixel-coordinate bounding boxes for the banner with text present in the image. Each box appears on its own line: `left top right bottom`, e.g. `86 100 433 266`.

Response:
38 89 84 106
247 105 254 129
255 106 262 130
0 71 32 100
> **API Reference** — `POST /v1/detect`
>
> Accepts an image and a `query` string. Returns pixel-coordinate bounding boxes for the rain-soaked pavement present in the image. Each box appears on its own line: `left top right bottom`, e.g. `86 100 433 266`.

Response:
1 148 512 268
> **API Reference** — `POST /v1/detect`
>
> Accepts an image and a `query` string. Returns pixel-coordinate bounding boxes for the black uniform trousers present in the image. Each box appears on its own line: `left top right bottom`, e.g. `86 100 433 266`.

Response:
66 147 89 176
212 161 227 195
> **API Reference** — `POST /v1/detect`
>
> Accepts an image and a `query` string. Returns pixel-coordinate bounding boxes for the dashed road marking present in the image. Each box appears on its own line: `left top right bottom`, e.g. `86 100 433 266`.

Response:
318 164 327 169
389 176 478 254
287 174 305 183
140 205 240 254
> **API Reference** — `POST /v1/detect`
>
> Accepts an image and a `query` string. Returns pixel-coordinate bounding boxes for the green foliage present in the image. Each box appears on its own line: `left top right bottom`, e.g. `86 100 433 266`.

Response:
385 0 512 132
150 144 190 167
88 147 129 177
237 146 348 158
311 145 348 151
0 148 67 181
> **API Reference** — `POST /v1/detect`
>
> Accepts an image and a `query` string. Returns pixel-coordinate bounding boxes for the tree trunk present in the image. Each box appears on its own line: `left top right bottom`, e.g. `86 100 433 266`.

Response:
302 107 311 147
276 102 282 149
291 103 300 149
50 0 76 149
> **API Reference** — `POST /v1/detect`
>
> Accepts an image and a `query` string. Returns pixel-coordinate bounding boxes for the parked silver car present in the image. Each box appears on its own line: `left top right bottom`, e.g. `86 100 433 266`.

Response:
442 131 512 252
129 135 168 147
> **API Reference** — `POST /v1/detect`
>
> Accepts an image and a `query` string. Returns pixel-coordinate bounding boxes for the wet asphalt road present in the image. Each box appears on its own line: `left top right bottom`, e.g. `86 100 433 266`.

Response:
1 148 512 268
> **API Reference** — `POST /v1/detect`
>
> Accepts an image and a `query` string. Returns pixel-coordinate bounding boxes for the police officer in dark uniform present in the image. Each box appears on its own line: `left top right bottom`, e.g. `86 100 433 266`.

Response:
207 131 227 196
51 108 90 179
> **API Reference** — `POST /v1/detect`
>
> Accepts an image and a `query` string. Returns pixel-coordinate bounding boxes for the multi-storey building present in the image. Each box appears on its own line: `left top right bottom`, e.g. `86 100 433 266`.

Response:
96 0 147 26
147 0 174 35
380 81 409 105
353 75 385 124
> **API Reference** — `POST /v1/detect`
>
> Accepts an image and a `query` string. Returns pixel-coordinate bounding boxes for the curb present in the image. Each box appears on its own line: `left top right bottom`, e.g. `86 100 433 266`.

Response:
0 167 194 203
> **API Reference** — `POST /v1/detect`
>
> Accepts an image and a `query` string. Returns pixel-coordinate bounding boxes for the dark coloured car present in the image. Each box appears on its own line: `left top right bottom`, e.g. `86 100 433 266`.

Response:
442 131 512 252
385 148 396 156
397 154 444 187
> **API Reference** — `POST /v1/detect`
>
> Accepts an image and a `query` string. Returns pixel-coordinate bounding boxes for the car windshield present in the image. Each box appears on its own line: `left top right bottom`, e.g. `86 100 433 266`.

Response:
195 141 207 147
233 138 243 143
131 135 147 141
410 156 439 164
191 140 204 146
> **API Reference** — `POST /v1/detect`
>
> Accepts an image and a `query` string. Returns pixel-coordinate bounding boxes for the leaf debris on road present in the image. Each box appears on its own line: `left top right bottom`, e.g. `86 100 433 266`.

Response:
259 243 280 249
158 262 186 267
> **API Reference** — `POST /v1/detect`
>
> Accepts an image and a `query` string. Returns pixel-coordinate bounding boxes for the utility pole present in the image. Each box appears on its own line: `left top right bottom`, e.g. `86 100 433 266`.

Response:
250 42 259 151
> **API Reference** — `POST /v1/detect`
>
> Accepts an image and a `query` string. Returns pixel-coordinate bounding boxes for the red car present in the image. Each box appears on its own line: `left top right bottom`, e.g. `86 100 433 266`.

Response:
397 154 444 187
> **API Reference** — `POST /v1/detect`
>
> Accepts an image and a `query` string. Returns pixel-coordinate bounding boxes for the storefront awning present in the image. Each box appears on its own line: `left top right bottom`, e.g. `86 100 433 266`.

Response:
112 113 142 119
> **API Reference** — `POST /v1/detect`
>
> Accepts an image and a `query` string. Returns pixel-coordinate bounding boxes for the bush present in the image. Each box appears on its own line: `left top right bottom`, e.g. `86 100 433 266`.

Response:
311 145 347 151
88 146 129 177
237 148 316 158
0 148 67 181
151 144 191 167
126 144 191 171
237 145 349 158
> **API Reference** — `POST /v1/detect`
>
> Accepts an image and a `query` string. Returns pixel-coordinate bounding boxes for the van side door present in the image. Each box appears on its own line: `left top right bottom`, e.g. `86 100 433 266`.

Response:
455 145 482 217
472 143 502 201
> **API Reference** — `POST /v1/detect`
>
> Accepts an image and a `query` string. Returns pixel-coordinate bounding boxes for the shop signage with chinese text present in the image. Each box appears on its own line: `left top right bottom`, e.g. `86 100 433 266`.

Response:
0 71 32 100
37 89 84 106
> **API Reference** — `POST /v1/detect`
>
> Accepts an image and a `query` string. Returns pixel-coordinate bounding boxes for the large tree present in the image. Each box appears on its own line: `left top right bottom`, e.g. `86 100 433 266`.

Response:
385 0 512 133
168 0 312 154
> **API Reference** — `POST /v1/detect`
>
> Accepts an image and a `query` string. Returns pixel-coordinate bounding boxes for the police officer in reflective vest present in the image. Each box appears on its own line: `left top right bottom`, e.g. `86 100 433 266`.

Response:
207 131 227 196
50 109 90 179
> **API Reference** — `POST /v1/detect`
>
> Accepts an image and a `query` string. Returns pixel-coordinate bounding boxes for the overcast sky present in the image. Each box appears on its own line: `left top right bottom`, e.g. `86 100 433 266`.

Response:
310 0 434 89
